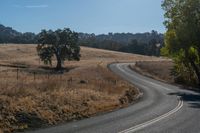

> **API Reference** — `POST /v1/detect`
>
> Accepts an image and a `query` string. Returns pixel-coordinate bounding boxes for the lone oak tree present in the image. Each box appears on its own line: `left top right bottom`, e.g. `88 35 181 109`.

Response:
161 0 200 86
37 28 80 70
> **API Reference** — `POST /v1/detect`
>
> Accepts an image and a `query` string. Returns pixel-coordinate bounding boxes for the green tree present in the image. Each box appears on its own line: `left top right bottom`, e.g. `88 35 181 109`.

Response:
37 28 80 70
161 0 200 86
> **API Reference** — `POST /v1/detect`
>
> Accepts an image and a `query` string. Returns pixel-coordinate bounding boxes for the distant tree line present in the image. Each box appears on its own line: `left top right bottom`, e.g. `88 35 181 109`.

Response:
79 31 164 56
0 24 164 56
0 24 37 44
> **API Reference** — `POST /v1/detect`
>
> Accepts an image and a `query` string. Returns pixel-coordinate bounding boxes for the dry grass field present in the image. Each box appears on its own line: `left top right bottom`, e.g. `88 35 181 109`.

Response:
131 61 174 83
132 61 200 88
0 44 160 132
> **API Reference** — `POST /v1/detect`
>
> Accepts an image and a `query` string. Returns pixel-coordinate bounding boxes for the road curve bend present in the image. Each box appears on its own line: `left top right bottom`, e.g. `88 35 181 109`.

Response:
26 63 200 133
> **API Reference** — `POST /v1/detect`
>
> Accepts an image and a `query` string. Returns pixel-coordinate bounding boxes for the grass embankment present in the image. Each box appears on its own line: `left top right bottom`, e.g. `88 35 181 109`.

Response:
0 44 159 132
131 61 200 89
131 61 174 83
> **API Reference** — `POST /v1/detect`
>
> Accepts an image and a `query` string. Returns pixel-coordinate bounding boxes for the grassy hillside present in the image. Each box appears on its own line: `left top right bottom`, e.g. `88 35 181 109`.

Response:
0 44 159 132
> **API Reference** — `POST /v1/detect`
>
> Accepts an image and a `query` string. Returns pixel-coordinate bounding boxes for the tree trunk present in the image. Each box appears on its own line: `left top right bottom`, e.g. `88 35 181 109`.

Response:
190 60 200 87
55 52 62 70
56 58 62 70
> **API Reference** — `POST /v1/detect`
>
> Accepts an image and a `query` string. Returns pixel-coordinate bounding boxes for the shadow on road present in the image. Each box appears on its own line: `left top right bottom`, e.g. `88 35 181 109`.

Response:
168 92 200 109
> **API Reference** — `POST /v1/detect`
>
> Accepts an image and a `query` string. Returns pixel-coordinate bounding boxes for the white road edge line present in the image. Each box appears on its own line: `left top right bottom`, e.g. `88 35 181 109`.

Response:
119 98 183 133
115 63 184 133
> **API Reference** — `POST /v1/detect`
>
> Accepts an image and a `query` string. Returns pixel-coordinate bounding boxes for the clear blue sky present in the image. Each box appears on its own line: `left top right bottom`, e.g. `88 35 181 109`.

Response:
0 0 165 34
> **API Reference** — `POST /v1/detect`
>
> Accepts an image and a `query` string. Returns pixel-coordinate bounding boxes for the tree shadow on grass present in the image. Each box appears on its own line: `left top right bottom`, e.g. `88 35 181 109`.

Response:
0 62 78 75
22 66 78 75
168 91 200 109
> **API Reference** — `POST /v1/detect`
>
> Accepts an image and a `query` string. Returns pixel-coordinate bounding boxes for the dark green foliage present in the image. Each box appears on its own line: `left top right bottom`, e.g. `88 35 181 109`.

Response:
37 28 80 70
162 0 200 87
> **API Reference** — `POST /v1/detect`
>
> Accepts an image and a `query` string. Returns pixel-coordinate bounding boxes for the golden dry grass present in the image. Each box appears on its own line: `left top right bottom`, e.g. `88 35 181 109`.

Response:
131 61 174 83
0 44 160 132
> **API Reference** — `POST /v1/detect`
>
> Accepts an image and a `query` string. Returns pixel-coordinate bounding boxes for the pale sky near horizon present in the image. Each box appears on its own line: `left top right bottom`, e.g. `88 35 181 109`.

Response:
0 0 165 34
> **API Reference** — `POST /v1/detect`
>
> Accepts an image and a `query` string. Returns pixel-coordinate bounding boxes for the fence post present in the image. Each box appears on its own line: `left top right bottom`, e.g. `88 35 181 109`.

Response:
34 72 36 81
67 77 72 86
16 68 19 80
115 80 117 85
60 74 62 80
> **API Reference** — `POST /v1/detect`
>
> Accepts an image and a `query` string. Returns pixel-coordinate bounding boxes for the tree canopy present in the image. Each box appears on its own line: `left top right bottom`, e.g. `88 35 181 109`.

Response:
161 0 200 86
37 28 80 70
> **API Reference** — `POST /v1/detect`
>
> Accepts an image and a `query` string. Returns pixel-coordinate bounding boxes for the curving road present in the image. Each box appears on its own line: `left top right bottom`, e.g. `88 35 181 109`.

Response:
27 63 200 133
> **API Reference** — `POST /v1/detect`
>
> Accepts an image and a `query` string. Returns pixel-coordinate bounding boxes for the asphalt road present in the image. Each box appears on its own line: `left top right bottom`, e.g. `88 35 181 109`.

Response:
27 63 200 133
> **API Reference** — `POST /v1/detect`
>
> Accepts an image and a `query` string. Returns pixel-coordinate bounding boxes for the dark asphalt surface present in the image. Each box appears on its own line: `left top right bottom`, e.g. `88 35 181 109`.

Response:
26 63 200 133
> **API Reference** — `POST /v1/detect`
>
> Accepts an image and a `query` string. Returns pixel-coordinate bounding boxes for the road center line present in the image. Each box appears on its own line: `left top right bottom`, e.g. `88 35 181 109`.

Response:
115 63 184 133
118 98 183 133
